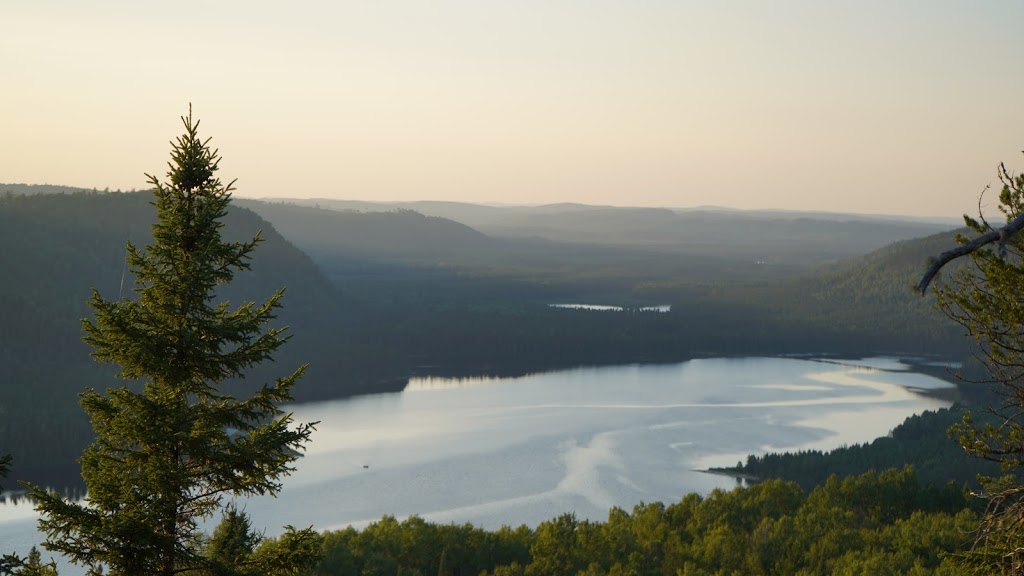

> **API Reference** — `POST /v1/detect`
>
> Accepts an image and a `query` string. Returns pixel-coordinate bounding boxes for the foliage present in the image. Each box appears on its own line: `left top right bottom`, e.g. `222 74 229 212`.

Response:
306 468 971 576
1 546 58 576
0 453 9 489
198 505 322 576
202 504 261 575
934 158 1024 574
248 525 323 576
10 549 57 576
0 454 22 576
725 406 1000 493
25 109 317 576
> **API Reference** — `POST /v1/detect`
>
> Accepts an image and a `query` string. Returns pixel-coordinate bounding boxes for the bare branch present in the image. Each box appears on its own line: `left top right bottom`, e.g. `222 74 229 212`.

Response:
918 211 1024 294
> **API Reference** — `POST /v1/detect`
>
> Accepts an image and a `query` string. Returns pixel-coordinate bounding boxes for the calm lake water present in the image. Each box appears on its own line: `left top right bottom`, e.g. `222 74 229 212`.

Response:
0 356 953 572
550 303 672 312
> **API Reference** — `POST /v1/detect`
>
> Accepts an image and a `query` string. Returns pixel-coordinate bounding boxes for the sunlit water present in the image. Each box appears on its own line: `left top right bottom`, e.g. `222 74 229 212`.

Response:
550 303 671 312
0 356 953 573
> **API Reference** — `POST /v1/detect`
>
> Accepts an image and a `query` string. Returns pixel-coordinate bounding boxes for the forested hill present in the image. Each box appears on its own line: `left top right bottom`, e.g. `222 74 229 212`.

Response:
770 227 972 353
235 200 494 261
0 191 405 484
633 228 972 357
0 183 130 196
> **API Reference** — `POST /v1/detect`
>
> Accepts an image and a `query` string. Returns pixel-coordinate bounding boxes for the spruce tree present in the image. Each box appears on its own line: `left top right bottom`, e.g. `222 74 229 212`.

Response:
11 549 57 576
1 455 22 576
4 405 35 574
202 504 260 575
929 156 1024 573
28 108 319 576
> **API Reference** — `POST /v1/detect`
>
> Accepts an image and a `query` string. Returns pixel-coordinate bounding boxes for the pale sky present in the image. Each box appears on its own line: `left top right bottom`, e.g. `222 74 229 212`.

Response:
3 1 1023 217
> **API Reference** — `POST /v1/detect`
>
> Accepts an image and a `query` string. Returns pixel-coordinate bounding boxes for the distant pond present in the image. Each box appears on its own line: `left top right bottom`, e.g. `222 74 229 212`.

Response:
0 356 954 573
549 303 672 312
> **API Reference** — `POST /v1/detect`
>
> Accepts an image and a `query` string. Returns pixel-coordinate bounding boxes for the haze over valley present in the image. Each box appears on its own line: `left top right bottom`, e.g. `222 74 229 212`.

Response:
0 186 969 486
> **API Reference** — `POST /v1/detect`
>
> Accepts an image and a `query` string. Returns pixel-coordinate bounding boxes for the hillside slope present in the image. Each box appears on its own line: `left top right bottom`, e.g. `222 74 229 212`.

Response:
0 191 404 484
636 228 971 357
235 200 494 261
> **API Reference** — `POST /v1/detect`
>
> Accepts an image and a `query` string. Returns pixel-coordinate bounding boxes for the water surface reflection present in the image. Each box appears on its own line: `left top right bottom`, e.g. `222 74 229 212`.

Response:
0 356 953 574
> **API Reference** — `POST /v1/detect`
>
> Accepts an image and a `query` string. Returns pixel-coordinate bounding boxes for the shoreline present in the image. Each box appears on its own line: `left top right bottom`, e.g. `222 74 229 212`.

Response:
700 355 964 484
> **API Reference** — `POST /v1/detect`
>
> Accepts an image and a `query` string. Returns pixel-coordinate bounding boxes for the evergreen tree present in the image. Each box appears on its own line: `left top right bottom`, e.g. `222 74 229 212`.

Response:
202 504 259 575
0 547 17 574
1 454 22 576
932 156 1024 573
27 108 319 576
11 549 57 576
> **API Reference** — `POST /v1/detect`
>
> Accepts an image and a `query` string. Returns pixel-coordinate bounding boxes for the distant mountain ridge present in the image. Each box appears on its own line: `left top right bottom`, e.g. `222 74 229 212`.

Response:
256 197 961 225
1 183 106 196
253 198 955 265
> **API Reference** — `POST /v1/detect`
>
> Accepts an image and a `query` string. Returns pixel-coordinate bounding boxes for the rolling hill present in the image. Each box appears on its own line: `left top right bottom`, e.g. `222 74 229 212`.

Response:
0 191 406 485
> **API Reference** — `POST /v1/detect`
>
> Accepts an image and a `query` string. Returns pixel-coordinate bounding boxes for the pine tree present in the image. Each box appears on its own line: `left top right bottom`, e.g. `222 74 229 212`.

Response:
203 504 260 575
11 548 57 576
1 455 22 576
28 108 319 576
930 156 1024 573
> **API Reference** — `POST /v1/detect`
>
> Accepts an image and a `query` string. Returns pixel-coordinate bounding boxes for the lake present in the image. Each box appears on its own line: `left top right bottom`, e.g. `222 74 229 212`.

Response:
550 303 672 312
0 356 954 572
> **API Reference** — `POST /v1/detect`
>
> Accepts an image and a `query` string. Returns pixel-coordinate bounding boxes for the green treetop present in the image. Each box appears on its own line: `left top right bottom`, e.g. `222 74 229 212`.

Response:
1 453 23 575
28 108 319 576
10 549 56 576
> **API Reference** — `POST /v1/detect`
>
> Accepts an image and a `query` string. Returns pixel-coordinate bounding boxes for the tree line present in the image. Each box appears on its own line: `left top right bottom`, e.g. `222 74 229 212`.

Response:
719 405 1001 492
304 467 971 576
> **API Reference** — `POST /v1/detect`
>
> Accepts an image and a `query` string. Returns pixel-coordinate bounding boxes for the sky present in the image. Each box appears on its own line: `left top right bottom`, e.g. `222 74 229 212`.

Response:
3 1 1023 217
